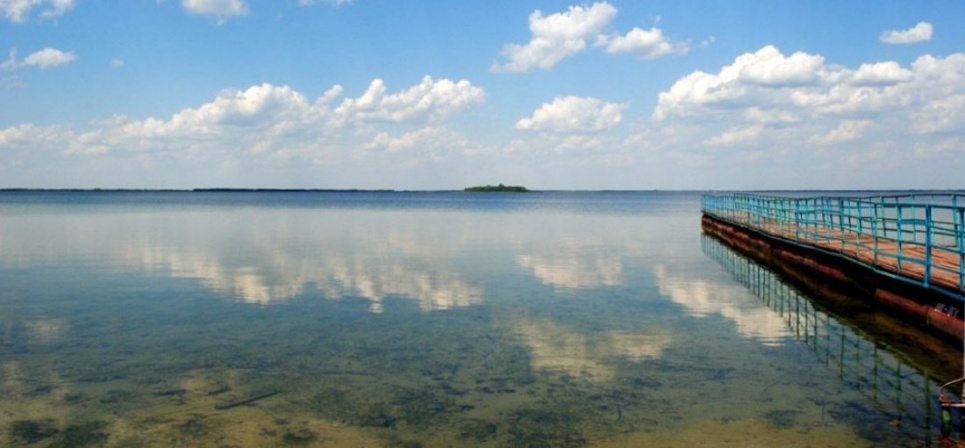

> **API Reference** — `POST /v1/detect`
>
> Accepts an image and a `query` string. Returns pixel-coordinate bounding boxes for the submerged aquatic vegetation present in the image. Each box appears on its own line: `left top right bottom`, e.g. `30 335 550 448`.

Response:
52 421 109 448
10 419 59 444
508 408 587 448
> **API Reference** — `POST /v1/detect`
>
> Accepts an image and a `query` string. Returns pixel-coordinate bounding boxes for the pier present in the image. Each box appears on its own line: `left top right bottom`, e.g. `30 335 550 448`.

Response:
701 193 965 342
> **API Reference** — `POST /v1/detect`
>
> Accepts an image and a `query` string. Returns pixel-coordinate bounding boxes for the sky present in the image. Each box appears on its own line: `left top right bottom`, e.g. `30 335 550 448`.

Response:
1 0 964 190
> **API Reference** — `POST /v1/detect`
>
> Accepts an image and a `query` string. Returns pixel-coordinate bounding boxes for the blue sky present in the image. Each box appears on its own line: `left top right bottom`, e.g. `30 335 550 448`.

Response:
1 0 964 189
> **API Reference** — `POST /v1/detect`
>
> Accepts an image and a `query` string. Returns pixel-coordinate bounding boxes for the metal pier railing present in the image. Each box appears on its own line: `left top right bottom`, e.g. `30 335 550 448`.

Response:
702 192 965 302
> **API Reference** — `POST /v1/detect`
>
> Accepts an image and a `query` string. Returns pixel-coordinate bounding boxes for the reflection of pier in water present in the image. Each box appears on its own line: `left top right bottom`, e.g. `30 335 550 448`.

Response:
703 235 945 439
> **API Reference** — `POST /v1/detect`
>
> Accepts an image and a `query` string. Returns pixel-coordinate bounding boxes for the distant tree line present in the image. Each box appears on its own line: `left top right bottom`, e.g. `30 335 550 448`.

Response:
463 184 530 192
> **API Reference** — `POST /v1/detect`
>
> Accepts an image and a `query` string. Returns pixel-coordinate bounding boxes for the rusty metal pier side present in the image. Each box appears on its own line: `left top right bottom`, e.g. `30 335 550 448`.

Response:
701 192 965 420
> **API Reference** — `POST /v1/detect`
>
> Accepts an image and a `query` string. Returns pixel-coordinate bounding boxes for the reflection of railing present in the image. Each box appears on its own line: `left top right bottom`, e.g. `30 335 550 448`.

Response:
701 193 965 301
703 235 941 439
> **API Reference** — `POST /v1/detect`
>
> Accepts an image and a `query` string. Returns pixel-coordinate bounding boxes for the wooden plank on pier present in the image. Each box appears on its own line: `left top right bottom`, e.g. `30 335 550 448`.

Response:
723 215 964 295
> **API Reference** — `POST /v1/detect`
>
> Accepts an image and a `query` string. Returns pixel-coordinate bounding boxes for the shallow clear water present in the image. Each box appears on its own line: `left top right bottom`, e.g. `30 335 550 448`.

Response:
0 191 958 447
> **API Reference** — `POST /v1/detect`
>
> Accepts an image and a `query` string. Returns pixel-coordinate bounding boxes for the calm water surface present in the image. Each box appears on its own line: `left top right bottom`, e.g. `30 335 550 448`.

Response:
0 191 958 447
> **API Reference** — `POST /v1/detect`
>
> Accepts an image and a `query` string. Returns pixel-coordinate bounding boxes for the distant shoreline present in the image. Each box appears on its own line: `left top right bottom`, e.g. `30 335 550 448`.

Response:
0 188 962 194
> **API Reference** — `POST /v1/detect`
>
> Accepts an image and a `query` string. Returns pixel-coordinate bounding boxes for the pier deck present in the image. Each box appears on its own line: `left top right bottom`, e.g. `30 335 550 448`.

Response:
702 193 965 301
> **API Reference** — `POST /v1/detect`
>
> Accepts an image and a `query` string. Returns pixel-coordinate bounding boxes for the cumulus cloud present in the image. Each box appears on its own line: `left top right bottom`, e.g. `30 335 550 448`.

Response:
365 126 484 157
516 96 627 133
737 47 827 86
491 2 617 73
849 61 912 86
492 2 691 72
880 22 933 44
652 45 962 121
647 44 965 187
2 47 77 70
595 26 687 59
0 0 74 23
0 123 72 149
181 0 248 21
334 76 485 124
0 76 486 163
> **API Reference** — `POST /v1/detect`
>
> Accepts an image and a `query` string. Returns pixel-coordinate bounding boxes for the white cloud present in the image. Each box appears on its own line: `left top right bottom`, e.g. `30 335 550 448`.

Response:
181 0 248 21
595 26 687 60
880 22 933 44
158 83 312 133
645 45 965 188
705 125 764 146
0 76 486 163
492 3 693 72
0 0 74 23
912 94 965 134
849 61 912 86
23 47 76 68
741 107 800 124
333 76 485 124
2 47 77 70
110 58 125 68
491 2 617 73
516 96 627 133
809 120 873 145
737 47 827 86
0 123 71 147
653 46 965 122
365 126 484 158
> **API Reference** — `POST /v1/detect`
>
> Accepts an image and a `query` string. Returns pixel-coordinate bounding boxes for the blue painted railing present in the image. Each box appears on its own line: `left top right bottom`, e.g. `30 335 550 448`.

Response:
702 193 965 301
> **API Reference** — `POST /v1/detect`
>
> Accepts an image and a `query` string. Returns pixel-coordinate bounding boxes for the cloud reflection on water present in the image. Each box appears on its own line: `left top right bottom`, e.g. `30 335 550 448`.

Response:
24 318 69 345
127 211 485 310
515 251 623 289
653 264 791 346
0 209 485 311
513 316 671 382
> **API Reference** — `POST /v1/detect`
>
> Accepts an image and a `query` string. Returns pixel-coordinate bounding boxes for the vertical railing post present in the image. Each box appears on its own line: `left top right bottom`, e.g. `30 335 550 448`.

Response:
897 205 904 271
857 200 864 234
810 197 816 243
958 208 965 295
756 196 763 231
857 200 864 257
925 205 933 288
838 197 845 251
824 197 832 248
795 199 801 242
873 203 880 266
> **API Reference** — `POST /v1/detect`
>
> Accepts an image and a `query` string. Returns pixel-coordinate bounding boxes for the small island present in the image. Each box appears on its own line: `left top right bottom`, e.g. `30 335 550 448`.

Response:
463 184 530 193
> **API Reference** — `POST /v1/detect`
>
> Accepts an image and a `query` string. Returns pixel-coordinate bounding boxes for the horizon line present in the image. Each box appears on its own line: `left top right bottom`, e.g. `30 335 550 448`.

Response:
1 188 962 193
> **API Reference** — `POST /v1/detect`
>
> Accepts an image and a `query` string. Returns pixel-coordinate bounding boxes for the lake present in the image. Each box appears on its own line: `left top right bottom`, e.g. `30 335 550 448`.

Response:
0 191 958 447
